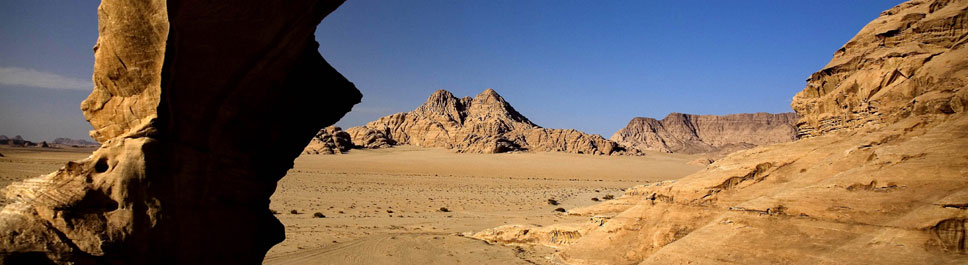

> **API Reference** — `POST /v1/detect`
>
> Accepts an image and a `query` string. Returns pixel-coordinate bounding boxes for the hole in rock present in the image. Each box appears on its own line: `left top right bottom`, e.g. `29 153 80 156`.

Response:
94 158 109 173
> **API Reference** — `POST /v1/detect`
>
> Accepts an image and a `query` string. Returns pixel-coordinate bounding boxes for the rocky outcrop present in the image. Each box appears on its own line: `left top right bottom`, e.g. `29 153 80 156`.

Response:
348 89 638 155
0 0 360 264
303 126 353 154
477 1 968 264
610 112 797 154
344 126 395 149
792 0 968 137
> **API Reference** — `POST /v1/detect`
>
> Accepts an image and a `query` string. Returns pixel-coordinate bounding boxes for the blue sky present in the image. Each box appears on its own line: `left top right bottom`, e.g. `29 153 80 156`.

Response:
1 1 902 141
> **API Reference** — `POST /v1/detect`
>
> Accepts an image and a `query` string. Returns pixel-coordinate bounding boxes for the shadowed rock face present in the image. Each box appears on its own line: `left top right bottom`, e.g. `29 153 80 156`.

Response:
346 89 638 155
610 112 798 154
0 0 360 264
476 1 968 264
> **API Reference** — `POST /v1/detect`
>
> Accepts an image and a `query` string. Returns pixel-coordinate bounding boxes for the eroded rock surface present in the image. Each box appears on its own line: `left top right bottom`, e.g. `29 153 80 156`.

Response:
476 1 968 264
0 0 360 264
610 112 797 155
348 89 638 155
303 126 353 155
792 0 968 137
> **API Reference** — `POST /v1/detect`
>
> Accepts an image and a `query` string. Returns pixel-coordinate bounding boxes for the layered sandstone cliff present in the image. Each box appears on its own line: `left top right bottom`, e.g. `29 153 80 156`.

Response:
610 112 797 154
346 89 637 155
475 1 968 264
0 0 360 264
792 0 968 137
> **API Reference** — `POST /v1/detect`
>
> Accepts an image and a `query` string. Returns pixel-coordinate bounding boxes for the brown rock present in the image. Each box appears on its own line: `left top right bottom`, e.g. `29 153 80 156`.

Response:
345 126 395 149
792 0 968 137
0 0 360 264
481 1 968 264
303 126 354 154
348 89 638 155
611 112 797 154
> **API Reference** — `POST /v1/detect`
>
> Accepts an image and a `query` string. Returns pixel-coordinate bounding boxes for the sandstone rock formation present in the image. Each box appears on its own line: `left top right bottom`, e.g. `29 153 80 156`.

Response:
347 89 638 155
0 0 360 264
303 126 353 154
610 112 797 155
475 1 968 264
792 0 968 137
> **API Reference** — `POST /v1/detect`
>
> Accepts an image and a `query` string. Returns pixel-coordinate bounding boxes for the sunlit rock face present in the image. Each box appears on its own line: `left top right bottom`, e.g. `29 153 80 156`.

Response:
0 0 361 263
610 112 798 154
476 1 968 264
303 126 354 155
792 0 968 137
347 89 640 156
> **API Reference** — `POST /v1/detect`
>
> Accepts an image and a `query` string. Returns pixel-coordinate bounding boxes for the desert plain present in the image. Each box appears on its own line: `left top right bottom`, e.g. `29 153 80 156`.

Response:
0 144 702 264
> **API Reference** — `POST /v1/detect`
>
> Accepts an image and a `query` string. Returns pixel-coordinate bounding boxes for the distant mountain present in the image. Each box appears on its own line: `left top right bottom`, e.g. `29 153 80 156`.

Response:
0 135 37 147
0 135 98 147
611 112 797 155
343 89 638 155
52 138 100 147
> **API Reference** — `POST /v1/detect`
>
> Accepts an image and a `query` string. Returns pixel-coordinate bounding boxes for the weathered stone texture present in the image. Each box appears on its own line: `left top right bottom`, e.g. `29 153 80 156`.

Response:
0 0 361 264
792 0 968 137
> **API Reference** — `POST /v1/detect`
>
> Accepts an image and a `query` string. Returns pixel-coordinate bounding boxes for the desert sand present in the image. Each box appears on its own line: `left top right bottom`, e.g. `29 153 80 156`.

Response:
0 144 702 264
264 146 701 264
0 146 96 190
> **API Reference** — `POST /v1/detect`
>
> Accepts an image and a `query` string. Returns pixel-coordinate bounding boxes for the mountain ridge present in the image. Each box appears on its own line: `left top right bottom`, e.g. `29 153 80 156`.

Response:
610 112 798 154
344 89 638 155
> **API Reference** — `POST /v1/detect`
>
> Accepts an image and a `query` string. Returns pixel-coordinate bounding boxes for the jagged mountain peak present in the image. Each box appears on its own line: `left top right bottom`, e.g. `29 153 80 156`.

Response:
344 89 638 155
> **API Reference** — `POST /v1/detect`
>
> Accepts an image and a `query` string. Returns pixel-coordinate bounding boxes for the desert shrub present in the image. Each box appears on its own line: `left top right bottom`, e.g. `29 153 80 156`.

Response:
553 207 566 212
547 199 559 205
591 197 599 201
313 212 326 218
290 209 298 214
439 207 450 212
386 210 394 213
602 194 615 200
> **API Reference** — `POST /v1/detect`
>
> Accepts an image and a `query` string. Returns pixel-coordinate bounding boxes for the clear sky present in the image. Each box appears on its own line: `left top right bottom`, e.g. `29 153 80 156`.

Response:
0 0 902 141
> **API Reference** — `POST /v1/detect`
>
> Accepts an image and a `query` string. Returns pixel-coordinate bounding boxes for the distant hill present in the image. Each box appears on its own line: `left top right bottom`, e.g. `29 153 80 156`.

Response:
0 135 37 147
52 138 100 147
610 112 797 155
0 135 98 147
341 89 639 155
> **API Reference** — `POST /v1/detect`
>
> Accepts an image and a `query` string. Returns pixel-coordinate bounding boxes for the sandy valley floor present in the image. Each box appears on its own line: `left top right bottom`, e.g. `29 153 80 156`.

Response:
0 145 702 264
